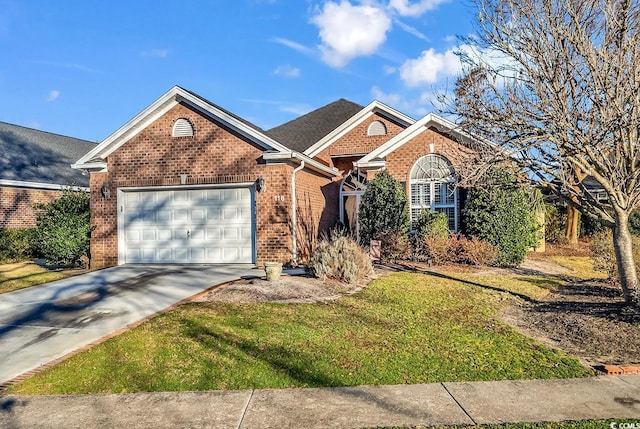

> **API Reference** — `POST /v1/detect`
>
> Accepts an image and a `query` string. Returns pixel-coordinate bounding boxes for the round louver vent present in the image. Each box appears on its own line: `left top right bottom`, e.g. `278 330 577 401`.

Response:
172 118 194 137
367 120 387 136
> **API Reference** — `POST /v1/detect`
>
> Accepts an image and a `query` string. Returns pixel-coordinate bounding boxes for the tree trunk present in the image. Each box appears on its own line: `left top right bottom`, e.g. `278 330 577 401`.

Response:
565 204 579 244
612 211 640 306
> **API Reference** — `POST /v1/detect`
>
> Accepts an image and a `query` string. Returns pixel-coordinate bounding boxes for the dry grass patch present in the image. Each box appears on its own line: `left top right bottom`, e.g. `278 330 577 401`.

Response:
0 261 85 294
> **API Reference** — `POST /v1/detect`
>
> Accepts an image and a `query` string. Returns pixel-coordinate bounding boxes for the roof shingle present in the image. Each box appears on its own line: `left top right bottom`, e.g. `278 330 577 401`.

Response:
265 99 364 152
0 122 96 187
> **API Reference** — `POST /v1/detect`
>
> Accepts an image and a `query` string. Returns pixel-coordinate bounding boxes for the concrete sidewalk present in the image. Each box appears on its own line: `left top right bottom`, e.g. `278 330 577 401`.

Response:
1 375 639 428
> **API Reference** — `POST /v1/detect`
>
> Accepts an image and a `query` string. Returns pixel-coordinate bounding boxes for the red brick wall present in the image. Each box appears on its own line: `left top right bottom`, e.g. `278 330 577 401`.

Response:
385 127 476 183
315 113 407 168
293 168 337 262
381 127 476 229
89 102 297 268
0 187 61 229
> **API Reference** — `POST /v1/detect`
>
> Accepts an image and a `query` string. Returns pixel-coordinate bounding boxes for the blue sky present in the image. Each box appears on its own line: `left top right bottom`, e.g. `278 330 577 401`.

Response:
0 0 476 142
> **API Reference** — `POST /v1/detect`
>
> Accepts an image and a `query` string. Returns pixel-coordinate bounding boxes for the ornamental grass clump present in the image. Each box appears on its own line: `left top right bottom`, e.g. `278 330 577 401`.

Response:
310 235 373 284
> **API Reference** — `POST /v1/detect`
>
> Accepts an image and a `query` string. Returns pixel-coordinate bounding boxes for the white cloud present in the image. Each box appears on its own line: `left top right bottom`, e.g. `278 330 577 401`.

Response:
273 64 301 78
399 47 461 86
394 19 429 41
142 49 169 58
311 1 392 68
371 85 455 119
271 37 314 54
33 60 101 73
388 0 450 17
383 65 397 75
280 103 313 116
46 90 60 102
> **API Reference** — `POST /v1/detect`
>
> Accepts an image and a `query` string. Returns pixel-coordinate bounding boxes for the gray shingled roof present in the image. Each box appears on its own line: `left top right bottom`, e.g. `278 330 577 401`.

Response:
181 87 266 134
0 122 96 187
265 99 364 152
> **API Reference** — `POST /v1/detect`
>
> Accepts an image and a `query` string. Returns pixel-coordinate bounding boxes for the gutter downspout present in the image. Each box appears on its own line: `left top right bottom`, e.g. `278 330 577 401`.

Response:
291 155 305 266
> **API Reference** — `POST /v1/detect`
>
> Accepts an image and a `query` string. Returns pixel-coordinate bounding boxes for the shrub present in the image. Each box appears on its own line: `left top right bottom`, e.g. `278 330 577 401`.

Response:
543 203 565 243
450 234 499 266
421 234 451 264
463 171 539 267
590 230 640 283
0 228 36 262
629 210 640 236
375 229 409 261
358 170 409 245
414 210 449 239
33 189 91 267
414 233 497 266
310 235 373 284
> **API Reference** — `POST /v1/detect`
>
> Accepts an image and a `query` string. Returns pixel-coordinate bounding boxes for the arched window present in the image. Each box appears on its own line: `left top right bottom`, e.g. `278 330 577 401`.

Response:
172 118 194 137
367 120 387 136
410 154 458 231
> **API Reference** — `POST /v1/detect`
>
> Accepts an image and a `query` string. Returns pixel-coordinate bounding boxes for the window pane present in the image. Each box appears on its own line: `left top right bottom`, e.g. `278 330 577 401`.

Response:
445 183 456 204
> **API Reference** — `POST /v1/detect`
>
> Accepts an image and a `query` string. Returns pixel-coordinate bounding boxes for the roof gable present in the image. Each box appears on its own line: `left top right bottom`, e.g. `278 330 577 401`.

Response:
265 99 364 153
357 113 485 167
74 86 291 170
0 122 95 187
303 100 416 158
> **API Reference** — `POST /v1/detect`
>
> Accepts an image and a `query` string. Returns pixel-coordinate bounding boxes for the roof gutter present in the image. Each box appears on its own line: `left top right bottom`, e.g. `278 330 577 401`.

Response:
0 179 89 192
262 151 339 177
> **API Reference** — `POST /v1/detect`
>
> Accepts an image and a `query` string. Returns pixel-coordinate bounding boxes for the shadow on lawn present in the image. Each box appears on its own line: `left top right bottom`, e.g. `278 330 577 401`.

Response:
181 318 431 421
381 262 639 324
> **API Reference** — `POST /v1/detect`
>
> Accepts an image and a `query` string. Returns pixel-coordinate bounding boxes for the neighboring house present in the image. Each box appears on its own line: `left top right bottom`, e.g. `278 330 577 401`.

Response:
0 122 96 229
73 86 479 268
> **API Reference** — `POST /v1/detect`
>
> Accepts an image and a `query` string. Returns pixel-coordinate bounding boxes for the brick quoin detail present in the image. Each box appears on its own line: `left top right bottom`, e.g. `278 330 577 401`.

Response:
0 187 61 229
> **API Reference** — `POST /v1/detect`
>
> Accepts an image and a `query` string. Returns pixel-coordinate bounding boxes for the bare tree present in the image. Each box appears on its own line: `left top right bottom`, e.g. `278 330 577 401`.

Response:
452 0 640 305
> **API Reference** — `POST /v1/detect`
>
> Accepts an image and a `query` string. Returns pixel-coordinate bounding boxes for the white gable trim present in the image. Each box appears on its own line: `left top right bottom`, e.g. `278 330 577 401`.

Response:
73 86 292 170
303 100 415 158
356 113 486 168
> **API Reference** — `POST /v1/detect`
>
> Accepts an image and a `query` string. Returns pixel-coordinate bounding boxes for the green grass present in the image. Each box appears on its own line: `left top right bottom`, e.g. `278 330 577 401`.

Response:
8 272 591 395
550 256 607 280
438 256 604 302
0 261 85 294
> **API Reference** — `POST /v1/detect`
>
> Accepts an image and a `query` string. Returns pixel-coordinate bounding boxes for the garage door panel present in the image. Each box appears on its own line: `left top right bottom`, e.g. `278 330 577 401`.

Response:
123 187 254 264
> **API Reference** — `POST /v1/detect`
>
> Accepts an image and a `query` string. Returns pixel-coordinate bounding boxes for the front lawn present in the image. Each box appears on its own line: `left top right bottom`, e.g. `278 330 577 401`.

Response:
0 261 85 294
7 271 591 395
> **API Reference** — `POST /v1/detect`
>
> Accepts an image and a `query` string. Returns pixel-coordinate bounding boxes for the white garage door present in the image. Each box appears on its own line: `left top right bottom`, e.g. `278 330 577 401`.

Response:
121 187 254 264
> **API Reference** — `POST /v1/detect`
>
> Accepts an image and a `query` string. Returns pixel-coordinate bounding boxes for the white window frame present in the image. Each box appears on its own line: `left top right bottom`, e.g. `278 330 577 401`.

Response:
409 154 458 232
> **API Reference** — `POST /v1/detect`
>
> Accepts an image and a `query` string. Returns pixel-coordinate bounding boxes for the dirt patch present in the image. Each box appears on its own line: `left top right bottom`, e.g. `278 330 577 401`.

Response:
500 277 640 367
193 273 369 304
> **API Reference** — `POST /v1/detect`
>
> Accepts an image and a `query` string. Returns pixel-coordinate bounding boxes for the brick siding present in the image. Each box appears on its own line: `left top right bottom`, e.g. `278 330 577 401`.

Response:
0 187 61 229
89 102 312 268
315 113 407 170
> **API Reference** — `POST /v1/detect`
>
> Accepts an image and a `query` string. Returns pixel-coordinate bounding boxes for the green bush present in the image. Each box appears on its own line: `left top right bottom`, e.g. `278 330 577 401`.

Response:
462 171 539 267
309 235 373 284
414 210 449 239
33 190 91 267
358 170 409 245
629 210 640 236
543 203 565 243
0 228 36 262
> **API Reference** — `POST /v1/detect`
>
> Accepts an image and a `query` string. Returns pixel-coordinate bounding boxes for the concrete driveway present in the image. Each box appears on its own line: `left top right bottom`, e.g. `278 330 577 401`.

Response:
0 264 258 385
